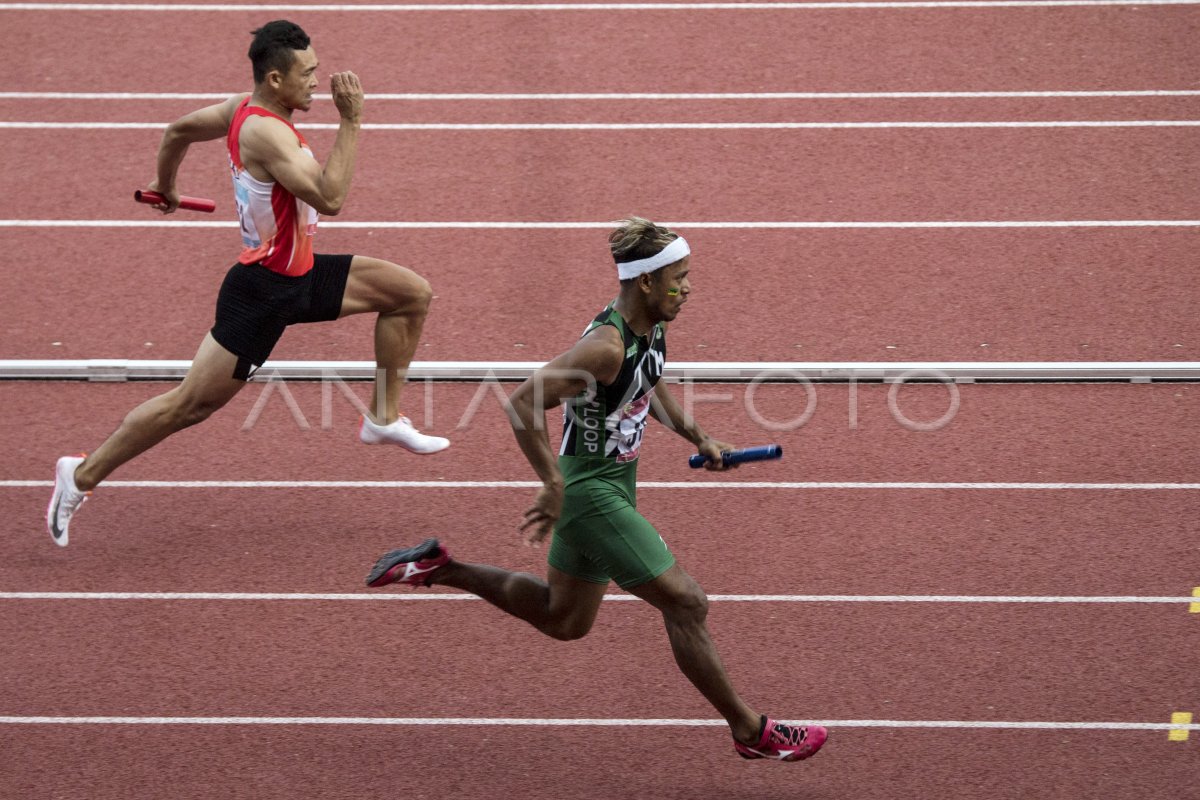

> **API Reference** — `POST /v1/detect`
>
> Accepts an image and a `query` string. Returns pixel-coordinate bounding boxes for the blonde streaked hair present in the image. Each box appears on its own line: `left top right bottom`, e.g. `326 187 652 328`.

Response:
609 217 680 281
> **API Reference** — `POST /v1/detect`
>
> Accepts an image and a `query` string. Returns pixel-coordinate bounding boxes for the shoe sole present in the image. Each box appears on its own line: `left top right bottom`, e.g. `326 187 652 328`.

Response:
365 538 444 587
735 726 827 761
361 440 450 455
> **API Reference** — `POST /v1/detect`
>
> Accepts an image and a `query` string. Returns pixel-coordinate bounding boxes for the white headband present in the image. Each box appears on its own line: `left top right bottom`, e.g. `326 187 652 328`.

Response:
615 236 690 280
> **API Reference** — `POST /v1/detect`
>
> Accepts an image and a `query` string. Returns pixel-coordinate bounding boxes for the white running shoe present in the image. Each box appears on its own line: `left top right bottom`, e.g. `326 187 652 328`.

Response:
359 415 450 454
47 455 89 547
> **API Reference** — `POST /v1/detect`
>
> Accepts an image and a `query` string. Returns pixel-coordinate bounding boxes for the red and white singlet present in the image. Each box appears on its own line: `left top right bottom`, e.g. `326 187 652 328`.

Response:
226 97 319 276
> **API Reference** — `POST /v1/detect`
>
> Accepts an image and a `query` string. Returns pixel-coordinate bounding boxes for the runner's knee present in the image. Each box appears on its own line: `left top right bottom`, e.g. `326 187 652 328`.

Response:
544 616 594 642
376 264 432 317
662 582 709 625
542 593 597 641
405 274 433 316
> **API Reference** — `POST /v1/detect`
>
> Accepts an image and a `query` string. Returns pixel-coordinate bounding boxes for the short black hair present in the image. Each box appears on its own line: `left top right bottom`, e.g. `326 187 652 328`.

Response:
248 20 311 84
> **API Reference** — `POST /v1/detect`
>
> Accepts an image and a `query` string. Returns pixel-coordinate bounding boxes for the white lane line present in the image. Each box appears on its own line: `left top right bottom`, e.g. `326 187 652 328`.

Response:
3 90 1200 100
4 480 1200 489
3 219 1200 229
1 592 1195 603
0 715 1194 730
3 120 1200 129
1 1 1197 11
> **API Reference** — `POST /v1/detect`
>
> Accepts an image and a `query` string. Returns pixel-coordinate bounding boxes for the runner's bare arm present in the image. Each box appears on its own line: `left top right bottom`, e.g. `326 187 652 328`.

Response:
241 72 363 216
506 326 624 544
651 383 736 471
148 94 249 212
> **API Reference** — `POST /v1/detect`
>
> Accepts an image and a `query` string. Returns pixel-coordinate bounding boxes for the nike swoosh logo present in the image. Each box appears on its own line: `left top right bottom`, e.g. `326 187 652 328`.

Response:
49 496 66 542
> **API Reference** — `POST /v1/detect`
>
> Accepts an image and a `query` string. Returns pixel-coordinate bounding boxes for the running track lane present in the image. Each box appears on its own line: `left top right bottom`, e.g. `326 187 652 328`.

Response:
6 382 1197 481
2 600 1196 727
1 227 1196 362
4 382 1198 596
6 94 1200 125
2 6 1197 94
5 126 1197 221
8 483 1200 595
3 726 1195 800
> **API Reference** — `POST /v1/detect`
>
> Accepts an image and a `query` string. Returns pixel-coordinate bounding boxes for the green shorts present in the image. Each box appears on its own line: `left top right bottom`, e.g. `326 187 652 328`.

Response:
548 457 676 590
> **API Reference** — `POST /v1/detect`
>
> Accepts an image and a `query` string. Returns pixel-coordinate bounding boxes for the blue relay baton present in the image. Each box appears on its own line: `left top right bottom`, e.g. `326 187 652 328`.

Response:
689 444 783 469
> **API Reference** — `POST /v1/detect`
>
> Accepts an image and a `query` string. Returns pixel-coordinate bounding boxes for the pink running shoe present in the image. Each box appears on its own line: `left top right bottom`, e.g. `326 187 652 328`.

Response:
365 538 451 587
734 717 827 762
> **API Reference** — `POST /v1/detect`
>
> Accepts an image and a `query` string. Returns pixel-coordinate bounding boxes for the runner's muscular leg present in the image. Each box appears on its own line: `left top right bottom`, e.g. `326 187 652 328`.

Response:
73 333 247 490
626 564 763 743
431 562 609 641
339 256 433 424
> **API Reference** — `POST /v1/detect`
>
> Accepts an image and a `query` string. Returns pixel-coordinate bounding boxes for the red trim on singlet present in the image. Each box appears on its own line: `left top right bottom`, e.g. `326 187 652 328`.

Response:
227 98 312 167
227 98 316 276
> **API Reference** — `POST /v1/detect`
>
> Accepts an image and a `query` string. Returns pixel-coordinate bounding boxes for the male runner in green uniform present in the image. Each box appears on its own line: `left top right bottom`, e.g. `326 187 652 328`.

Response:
366 218 826 761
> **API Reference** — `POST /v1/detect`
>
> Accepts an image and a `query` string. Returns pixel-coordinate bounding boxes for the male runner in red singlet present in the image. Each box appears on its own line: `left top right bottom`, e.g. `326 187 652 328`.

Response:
47 21 448 546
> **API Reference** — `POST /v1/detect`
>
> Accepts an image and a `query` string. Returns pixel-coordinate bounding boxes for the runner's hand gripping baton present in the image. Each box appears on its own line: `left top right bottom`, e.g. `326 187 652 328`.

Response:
689 444 783 468
134 189 216 213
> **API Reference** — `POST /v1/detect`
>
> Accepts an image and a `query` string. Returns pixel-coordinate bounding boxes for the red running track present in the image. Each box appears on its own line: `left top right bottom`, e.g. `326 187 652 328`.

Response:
2 382 1199 798
2 226 1197 362
4 7 1197 362
3 727 1194 800
5 381 1200 593
3 7 1198 94
3 4 1198 799
6 126 1198 222
6 95 1200 125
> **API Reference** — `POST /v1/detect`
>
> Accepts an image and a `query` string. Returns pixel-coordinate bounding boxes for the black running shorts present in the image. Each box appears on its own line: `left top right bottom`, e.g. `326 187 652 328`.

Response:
211 253 353 379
